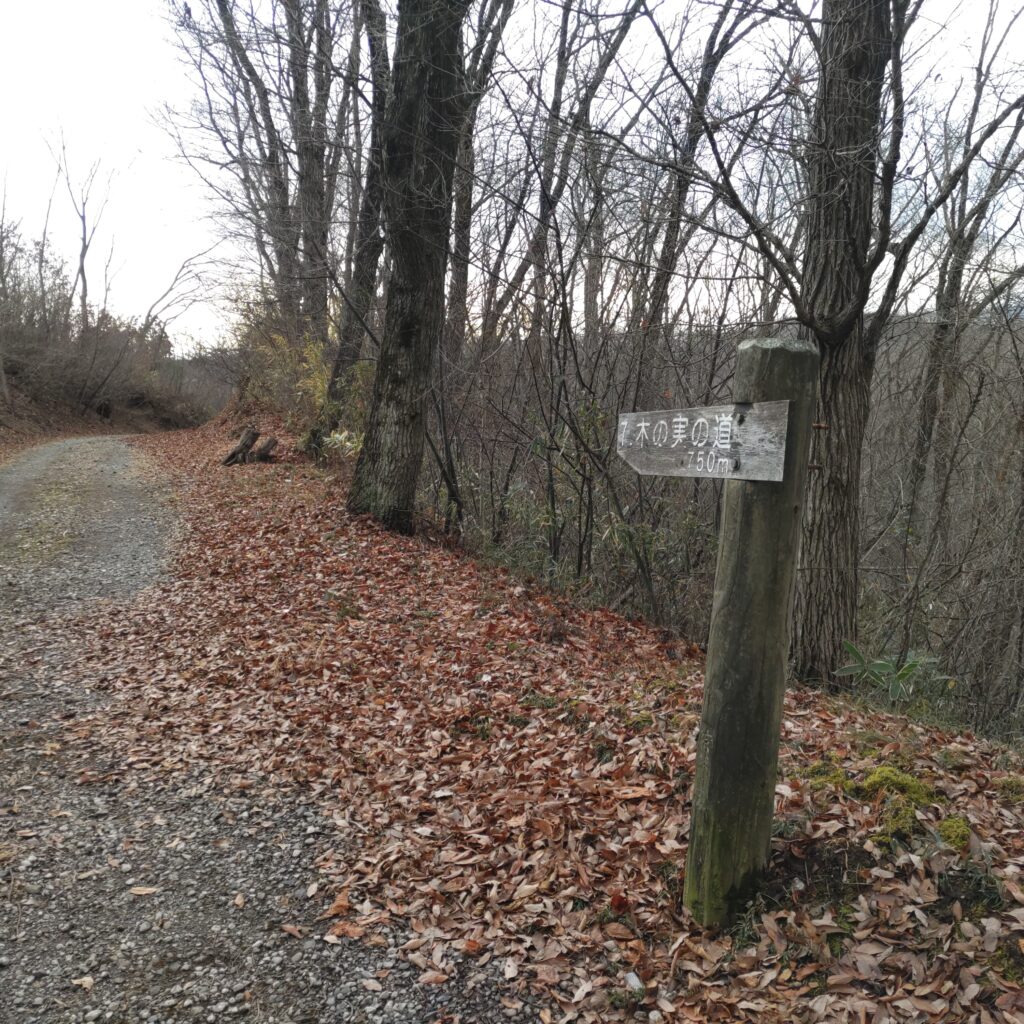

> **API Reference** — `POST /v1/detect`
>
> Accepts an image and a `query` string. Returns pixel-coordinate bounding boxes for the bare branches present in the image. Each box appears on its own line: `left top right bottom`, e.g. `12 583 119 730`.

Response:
141 243 221 337
51 138 113 335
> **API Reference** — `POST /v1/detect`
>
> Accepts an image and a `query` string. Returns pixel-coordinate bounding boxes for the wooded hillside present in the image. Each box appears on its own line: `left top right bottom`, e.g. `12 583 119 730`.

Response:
158 0 1024 738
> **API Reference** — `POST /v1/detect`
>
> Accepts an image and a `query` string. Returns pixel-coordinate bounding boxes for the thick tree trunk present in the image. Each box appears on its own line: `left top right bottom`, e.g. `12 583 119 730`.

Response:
283 0 333 349
791 0 890 683
347 0 471 534
792 329 874 684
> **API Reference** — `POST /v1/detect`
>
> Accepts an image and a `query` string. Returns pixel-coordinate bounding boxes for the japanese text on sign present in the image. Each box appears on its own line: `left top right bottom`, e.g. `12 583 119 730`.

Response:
616 401 789 482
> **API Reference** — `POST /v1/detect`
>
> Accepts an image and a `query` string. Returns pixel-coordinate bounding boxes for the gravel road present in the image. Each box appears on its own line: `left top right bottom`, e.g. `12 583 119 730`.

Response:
0 438 534 1024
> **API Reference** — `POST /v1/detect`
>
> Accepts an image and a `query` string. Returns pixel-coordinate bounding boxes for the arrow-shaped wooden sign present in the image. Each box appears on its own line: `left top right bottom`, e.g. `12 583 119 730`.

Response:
616 400 790 482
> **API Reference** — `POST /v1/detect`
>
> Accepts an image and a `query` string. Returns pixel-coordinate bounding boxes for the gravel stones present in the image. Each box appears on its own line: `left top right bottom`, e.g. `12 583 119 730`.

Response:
0 438 535 1023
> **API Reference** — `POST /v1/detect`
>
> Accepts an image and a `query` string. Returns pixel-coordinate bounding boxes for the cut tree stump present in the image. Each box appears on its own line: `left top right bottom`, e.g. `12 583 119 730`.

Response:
247 437 278 463
222 429 279 466
222 426 259 465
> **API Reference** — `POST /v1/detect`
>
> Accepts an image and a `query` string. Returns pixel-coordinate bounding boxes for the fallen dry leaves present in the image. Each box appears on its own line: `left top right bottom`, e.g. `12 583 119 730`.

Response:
63 419 1024 1023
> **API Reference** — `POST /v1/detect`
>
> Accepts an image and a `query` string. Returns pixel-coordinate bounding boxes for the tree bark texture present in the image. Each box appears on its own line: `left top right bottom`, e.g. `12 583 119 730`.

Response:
347 0 471 533
792 331 873 683
684 336 820 928
792 0 890 683
283 0 331 348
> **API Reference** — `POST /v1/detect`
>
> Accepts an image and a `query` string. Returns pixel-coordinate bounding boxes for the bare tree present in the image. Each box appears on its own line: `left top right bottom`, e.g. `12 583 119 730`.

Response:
54 142 110 336
168 0 357 348
348 0 474 532
324 0 390 410
651 0 1024 682
904 6 1024 540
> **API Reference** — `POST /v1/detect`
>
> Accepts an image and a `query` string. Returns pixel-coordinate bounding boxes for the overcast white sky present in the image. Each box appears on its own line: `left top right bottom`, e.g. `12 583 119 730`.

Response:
0 0 224 348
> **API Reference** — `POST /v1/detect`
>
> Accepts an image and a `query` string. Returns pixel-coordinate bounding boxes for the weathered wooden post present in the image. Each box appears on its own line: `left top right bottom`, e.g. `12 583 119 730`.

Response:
616 336 819 928
683 337 819 927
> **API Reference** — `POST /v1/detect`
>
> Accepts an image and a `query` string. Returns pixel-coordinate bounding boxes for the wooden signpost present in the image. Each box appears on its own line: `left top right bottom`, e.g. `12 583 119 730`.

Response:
617 336 820 928
616 400 790 482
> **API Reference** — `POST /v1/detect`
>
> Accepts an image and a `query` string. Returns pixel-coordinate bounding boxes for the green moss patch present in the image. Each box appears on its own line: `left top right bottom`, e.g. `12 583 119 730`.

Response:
855 766 933 805
852 767 936 849
801 757 850 792
995 775 1024 801
937 816 971 851
872 795 919 848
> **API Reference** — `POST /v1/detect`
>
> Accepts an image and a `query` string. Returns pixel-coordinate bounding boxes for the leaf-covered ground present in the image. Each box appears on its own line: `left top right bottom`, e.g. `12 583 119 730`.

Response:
67 420 1024 1023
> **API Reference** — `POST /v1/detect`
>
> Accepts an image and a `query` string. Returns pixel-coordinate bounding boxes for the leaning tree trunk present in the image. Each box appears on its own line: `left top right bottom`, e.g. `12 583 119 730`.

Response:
347 0 471 533
791 0 890 684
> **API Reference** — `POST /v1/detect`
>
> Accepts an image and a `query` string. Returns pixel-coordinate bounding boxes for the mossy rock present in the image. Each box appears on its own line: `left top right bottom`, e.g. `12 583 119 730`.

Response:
937 815 971 851
855 766 933 805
